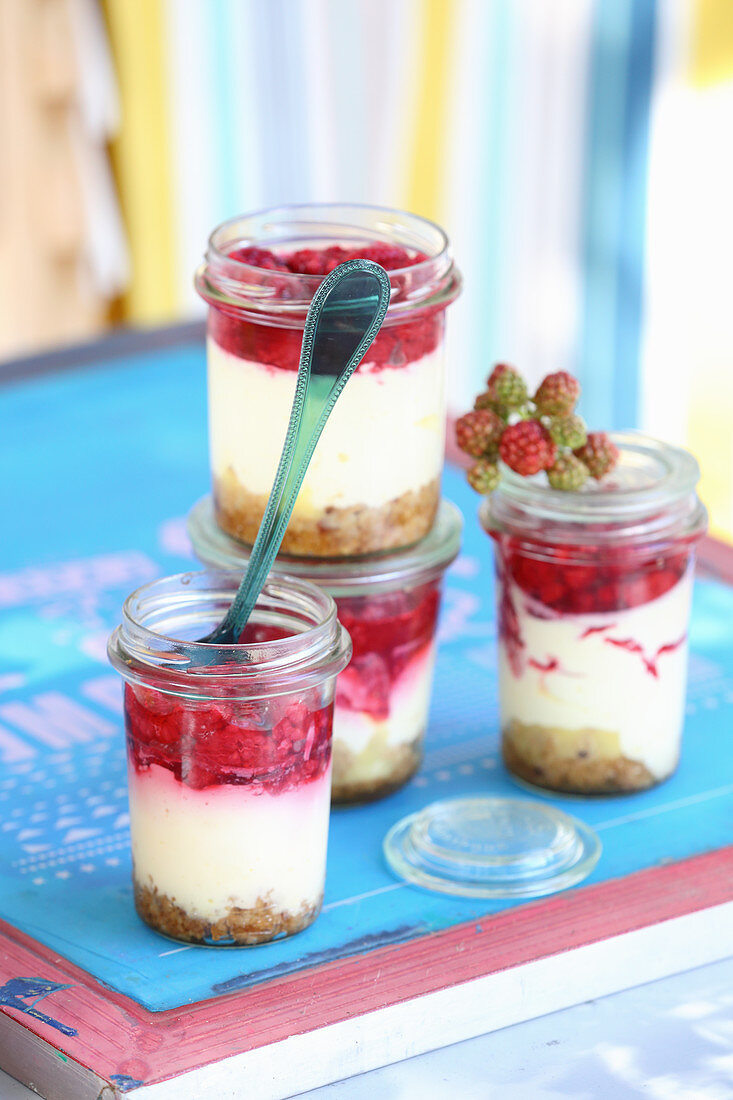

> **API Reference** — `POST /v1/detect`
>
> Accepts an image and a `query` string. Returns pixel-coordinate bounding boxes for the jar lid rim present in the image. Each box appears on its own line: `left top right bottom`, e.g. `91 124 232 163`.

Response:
186 498 463 595
108 572 350 692
207 202 451 275
196 203 461 319
483 431 702 526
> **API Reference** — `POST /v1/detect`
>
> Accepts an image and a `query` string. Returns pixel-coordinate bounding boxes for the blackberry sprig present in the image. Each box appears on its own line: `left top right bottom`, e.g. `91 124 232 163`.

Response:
454 364 618 495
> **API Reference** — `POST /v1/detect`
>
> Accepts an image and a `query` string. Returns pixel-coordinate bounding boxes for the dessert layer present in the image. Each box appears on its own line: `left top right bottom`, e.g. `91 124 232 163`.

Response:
332 736 422 804
134 881 321 945
124 683 332 792
334 643 436 754
214 471 440 556
128 763 331 921
329 593 439 801
207 340 446 514
499 537 690 614
497 571 693 779
208 242 444 371
502 719 657 794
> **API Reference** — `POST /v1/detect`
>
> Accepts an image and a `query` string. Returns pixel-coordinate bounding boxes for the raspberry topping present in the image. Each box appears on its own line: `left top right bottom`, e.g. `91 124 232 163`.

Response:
494 533 692 616
228 246 290 271
229 242 425 276
209 243 442 372
351 243 424 270
286 246 352 275
334 584 440 720
125 679 332 793
499 421 557 476
494 533 692 683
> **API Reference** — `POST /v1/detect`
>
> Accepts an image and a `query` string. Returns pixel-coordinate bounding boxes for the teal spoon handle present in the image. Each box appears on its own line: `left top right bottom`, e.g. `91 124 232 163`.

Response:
203 258 391 646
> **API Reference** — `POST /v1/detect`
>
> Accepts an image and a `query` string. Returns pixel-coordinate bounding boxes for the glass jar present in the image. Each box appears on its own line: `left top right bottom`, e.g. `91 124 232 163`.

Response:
107 571 350 945
481 433 707 795
195 203 461 557
187 497 462 804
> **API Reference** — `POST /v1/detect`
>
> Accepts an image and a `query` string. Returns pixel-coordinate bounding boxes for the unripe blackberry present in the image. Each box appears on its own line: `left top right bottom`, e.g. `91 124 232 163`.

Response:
467 459 500 494
574 432 619 480
455 409 504 457
533 371 580 417
548 414 587 450
547 453 590 490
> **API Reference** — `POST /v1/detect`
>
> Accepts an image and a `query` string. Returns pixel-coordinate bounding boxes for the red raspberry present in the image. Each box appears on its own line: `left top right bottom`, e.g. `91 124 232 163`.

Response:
533 371 580 417
287 246 351 275
335 653 392 720
228 246 289 271
574 431 619 480
455 408 504 457
348 243 421 270
499 420 557 476
213 245 440 371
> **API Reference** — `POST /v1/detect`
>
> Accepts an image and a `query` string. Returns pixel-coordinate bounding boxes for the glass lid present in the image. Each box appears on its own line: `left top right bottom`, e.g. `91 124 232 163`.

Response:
187 496 463 597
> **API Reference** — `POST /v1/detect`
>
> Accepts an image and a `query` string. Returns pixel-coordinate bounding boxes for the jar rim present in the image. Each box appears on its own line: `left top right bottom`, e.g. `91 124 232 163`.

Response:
481 431 707 545
187 498 463 596
195 202 462 323
107 571 351 698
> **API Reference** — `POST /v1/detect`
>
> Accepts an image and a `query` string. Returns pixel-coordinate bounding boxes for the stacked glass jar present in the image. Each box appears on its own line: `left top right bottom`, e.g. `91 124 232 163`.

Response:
191 204 463 806
108 206 461 945
108 204 461 945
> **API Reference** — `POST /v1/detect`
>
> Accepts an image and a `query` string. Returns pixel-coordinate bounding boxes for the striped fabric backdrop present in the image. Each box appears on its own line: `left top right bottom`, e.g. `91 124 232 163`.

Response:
102 0 733 534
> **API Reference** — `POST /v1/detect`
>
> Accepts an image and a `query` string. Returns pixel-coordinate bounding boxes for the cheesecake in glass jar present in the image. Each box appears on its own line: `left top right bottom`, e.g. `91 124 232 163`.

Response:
195 203 461 557
482 433 707 794
187 497 462 803
108 572 350 944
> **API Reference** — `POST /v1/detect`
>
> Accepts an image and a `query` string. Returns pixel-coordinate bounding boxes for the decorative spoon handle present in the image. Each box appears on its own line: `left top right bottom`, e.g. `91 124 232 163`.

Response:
202 258 391 646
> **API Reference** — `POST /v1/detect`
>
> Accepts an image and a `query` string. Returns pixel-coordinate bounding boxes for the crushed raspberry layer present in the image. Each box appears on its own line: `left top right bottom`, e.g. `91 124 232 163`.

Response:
125 685 331 793
333 584 440 720
494 535 693 679
230 242 423 276
494 535 692 616
125 623 331 792
209 244 443 371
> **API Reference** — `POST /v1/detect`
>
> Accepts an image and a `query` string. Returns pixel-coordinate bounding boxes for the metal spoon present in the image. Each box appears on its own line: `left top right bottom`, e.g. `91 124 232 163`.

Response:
200 257 391 647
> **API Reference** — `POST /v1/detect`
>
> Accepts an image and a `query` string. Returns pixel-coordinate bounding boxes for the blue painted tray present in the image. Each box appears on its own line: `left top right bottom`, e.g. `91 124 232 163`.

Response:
1 336 732 1014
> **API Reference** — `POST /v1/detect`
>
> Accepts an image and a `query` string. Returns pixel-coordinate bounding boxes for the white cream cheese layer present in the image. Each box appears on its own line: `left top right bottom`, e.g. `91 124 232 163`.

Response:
128 763 331 921
207 338 446 514
497 573 693 778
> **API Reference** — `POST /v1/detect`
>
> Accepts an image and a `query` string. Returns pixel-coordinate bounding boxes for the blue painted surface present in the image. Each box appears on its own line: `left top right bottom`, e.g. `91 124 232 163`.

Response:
0 978 78 1037
0 336 732 1014
109 1076 145 1093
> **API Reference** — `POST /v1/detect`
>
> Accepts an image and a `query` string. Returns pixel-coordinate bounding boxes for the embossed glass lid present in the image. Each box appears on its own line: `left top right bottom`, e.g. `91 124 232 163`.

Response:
188 496 462 597
384 796 601 898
